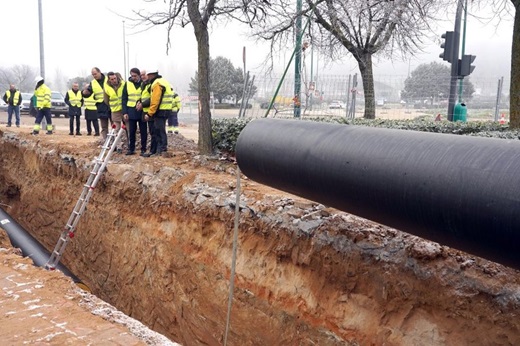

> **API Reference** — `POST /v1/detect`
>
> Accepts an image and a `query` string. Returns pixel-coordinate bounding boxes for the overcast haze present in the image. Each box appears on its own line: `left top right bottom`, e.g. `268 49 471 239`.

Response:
0 0 515 94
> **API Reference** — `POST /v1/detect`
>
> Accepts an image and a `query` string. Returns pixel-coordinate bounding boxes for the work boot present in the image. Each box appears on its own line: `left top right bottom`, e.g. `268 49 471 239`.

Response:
6 124 11 127
31 130 39 135
76 132 82 136
69 132 74 135
46 131 53 135
125 150 135 155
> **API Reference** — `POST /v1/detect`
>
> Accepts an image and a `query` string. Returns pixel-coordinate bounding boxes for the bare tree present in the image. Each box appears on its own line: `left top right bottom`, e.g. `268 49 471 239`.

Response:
0 65 38 93
132 0 268 155
472 0 516 126
253 0 446 119
508 0 520 127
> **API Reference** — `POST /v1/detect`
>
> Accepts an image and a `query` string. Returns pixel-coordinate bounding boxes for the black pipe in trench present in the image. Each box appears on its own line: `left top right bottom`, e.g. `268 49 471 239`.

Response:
236 118 520 270
0 206 90 291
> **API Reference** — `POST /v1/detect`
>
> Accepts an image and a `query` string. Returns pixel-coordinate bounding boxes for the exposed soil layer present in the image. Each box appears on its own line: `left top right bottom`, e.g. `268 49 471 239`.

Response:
1 127 519 345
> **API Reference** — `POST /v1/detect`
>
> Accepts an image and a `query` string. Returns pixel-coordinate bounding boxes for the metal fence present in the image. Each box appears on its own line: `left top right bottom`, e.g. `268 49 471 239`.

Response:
179 73 511 121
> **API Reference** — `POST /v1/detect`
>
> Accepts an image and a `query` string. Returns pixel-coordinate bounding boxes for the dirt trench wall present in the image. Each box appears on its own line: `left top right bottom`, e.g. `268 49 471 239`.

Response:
1 132 520 346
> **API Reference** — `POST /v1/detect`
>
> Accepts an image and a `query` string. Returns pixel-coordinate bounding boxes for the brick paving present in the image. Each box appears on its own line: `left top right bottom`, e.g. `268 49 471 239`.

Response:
0 248 179 345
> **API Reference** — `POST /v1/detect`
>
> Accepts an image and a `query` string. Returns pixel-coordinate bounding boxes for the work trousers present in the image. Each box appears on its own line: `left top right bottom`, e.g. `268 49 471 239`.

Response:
127 118 148 153
69 114 81 134
153 115 168 153
7 105 20 126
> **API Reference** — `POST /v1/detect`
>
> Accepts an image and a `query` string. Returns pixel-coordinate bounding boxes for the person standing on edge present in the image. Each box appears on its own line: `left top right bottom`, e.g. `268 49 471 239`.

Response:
143 69 173 156
82 67 110 141
137 69 157 157
3 84 22 127
32 76 53 135
104 71 126 153
137 70 156 156
65 82 83 135
167 90 181 134
122 67 146 155
83 83 100 136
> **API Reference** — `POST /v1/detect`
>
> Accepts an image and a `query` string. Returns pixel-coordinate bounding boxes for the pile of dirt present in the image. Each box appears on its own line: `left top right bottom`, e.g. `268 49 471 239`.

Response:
0 126 519 345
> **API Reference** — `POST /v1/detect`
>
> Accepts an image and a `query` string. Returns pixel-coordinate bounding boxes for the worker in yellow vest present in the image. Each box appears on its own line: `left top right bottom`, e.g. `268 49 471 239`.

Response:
143 69 173 156
122 67 147 155
32 76 53 135
167 91 181 134
137 69 157 157
104 72 126 152
82 84 100 136
64 82 84 135
82 67 111 141
2 84 22 127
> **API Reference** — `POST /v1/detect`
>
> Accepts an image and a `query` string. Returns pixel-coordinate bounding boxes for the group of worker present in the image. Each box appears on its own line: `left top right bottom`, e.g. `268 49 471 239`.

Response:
4 67 181 157
81 67 181 156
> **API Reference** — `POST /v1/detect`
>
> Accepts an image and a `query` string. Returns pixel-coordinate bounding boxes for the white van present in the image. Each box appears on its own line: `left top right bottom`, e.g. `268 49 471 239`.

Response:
51 91 69 118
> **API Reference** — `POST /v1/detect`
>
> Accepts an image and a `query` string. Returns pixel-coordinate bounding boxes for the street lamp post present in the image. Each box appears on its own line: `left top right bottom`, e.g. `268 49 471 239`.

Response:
294 0 302 118
123 21 127 75
38 0 45 78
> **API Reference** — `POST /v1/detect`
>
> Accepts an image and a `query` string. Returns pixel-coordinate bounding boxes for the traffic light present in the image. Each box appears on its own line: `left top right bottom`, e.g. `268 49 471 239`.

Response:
439 31 454 63
458 54 476 77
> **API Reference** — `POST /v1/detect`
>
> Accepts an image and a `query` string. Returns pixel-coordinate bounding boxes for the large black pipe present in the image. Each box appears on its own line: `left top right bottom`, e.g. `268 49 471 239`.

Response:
0 206 89 290
236 119 520 270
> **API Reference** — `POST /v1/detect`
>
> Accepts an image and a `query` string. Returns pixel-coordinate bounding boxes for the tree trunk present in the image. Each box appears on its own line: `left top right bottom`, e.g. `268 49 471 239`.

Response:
510 1 520 128
358 53 376 119
186 0 213 155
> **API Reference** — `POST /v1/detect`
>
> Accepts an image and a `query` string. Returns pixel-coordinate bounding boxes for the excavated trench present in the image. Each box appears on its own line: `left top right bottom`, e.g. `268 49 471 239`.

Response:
1 129 520 345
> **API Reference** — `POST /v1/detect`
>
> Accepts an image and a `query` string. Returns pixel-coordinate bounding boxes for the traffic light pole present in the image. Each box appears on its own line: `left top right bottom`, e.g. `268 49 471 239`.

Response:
447 0 464 121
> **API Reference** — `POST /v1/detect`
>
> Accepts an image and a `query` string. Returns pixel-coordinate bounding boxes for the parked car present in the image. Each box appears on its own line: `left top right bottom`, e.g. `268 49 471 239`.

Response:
51 91 68 118
329 100 346 109
20 93 33 114
0 99 7 111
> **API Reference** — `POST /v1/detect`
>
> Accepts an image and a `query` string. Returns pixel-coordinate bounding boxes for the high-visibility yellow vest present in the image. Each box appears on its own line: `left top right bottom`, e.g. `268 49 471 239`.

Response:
91 78 107 104
126 82 141 107
5 90 20 105
141 83 151 113
172 92 181 112
67 89 82 107
151 78 173 110
105 81 126 112
35 84 51 109
84 94 97 110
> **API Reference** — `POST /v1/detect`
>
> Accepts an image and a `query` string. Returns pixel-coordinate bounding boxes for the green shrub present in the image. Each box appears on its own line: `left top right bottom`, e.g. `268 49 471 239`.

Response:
212 118 252 154
211 117 516 155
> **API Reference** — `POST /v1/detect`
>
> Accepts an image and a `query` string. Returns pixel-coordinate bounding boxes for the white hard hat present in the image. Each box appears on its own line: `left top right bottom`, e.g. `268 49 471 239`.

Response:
34 76 44 83
147 69 159 75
